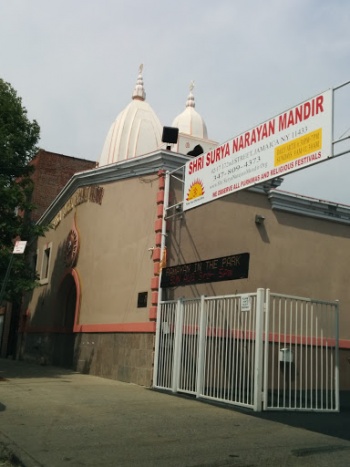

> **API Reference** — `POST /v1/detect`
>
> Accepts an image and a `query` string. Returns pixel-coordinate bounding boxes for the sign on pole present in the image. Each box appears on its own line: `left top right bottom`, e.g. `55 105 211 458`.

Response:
13 241 27 254
183 90 333 211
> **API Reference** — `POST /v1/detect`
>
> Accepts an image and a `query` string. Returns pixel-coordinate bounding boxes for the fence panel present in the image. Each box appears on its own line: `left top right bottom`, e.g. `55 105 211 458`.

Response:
154 300 178 390
177 298 202 395
198 293 261 410
263 291 339 412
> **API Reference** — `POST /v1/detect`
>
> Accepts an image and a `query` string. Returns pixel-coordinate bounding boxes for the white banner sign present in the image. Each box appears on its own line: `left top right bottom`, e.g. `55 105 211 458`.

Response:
183 90 333 211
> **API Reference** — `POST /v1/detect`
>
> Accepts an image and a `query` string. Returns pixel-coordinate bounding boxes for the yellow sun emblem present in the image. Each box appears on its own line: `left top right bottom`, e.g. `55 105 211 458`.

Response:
186 179 205 201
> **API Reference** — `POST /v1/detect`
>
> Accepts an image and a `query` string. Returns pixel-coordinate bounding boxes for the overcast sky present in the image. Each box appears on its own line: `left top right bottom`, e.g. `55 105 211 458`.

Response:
1 0 350 204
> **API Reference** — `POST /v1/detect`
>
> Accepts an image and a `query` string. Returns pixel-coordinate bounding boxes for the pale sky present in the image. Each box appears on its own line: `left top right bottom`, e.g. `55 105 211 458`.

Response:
1 0 350 204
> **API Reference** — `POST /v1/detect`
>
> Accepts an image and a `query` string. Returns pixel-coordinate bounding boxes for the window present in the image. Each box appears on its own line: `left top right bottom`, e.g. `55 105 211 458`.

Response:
40 243 52 284
137 292 148 308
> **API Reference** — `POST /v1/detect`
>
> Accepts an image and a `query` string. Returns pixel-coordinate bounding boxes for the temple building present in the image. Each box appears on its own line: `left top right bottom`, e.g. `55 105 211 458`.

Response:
10 67 350 406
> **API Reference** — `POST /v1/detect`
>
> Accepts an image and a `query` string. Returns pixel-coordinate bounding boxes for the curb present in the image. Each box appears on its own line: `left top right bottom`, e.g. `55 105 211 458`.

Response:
0 432 41 467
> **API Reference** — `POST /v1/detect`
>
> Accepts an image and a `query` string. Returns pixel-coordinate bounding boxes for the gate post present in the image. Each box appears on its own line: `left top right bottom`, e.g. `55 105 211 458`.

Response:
196 295 206 398
262 288 270 411
335 300 340 411
253 288 265 411
171 299 183 393
152 299 162 388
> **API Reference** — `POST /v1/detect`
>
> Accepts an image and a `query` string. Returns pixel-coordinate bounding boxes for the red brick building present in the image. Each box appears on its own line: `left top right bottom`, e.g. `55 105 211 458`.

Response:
0 150 96 358
29 150 96 222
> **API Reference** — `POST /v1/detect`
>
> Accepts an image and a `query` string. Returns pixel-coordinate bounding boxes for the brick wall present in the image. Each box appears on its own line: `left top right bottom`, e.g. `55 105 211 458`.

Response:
30 150 96 222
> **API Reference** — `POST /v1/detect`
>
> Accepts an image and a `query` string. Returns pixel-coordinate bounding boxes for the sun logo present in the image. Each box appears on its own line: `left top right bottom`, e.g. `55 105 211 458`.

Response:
186 179 205 201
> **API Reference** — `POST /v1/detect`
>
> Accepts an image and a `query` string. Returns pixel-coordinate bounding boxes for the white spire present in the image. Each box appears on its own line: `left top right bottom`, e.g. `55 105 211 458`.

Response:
132 64 146 101
186 81 195 108
172 81 208 139
99 65 162 166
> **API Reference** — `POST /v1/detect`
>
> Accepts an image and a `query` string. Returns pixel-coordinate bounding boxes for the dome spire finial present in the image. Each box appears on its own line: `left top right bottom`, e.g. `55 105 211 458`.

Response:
186 80 195 109
132 64 146 101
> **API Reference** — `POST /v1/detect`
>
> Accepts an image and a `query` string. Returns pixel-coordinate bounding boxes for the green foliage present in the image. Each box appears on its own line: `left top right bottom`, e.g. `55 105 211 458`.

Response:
0 78 45 302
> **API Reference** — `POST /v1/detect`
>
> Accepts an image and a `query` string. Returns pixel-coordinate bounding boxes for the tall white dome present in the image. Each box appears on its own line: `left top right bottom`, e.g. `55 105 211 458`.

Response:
172 82 208 139
99 66 162 166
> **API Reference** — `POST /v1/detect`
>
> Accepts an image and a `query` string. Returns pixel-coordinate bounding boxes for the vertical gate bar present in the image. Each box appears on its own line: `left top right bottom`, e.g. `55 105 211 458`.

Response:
283 299 287 409
218 299 223 400
208 301 213 397
278 298 282 408
165 304 173 388
299 302 306 408
160 305 167 387
330 344 333 410
228 299 233 401
242 305 247 404
161 305 168 387
196 296 206 398
315 310 319 410
185 303 190 391
247 298 253 404
196 295 207 397
153 302 167 388
288 300 292 408
190 302 195 391
335 301 340 411
263 289 270 411
294 301 298 408
224 299 229 401
326 342 329 409
181 303 186 390
172 299 183 393
310 304 314 409
214 300 219 399
271 296 276 409
321 327 324 409
233 299 238 402
193 302 198 391
253 288 264 412
239 305 243 403
306 302 309 409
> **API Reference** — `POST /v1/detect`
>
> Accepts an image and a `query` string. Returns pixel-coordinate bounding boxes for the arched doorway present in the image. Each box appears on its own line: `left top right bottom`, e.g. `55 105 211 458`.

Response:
53 270 80 368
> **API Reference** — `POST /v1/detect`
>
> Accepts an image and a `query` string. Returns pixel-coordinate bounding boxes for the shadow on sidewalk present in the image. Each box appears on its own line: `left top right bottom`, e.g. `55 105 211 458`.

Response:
0 358 76 381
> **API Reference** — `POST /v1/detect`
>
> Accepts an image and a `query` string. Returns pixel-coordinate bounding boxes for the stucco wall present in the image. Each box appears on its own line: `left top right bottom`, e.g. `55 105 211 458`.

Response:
166 181 350 340
27 174 158 329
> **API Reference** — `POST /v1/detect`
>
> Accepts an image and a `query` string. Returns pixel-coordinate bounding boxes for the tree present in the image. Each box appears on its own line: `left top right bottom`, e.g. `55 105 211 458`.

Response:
0 78 44 302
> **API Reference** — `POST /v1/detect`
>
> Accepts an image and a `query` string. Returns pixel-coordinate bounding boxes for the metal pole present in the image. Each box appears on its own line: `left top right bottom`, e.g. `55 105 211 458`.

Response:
0 254 14 305
152 171 170 387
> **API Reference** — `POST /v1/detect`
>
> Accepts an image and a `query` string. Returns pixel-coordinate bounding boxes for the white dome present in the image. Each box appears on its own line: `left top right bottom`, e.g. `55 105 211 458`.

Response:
99 66 162 166
172 84 208 139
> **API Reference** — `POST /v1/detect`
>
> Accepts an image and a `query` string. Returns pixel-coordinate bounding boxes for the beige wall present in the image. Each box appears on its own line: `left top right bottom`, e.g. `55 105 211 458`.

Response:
27 175 159 328
166 181 350 339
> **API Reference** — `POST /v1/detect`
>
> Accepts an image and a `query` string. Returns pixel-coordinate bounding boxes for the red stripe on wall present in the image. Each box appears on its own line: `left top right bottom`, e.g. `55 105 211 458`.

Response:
73 322 156 333
25 322 156 334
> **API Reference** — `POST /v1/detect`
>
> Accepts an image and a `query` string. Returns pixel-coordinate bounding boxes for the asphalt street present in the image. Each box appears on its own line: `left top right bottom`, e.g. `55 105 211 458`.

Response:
1 358 350 466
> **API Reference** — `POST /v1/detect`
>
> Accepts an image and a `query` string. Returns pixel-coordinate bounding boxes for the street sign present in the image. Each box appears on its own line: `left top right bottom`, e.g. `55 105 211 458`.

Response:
13 241 27 254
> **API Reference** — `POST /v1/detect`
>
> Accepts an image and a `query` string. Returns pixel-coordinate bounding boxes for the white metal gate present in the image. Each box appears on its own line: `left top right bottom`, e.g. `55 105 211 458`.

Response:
153 289 339 412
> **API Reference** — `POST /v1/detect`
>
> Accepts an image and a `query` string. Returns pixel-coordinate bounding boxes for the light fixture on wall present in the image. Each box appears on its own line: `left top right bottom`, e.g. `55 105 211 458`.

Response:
255 214 265 225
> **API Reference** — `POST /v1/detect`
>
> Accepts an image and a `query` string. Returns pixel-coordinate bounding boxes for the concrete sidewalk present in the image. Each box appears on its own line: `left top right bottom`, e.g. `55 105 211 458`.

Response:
1 358 350 467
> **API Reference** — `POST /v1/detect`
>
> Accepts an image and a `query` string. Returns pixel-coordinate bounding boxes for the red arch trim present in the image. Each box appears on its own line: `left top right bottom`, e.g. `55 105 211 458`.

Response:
59 268 82 328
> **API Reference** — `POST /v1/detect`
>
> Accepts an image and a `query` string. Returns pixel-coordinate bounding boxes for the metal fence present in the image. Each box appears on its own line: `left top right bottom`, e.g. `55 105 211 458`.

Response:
264 290 339 411
153 289 339 412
